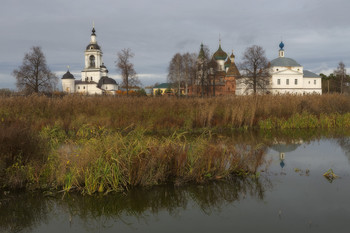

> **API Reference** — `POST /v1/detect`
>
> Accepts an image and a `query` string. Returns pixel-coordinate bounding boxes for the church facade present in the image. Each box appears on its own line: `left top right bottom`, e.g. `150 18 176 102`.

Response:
61 27 118 95
268 42 322 94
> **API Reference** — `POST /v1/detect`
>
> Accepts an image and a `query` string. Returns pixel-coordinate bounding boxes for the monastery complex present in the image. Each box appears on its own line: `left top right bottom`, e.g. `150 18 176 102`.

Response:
61 27 322 95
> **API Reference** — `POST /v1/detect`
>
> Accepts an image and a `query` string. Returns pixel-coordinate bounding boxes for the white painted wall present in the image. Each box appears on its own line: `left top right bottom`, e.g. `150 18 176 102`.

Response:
303 78 322 94
76 83 103 95
81 70 101 83
101 84 118 91
270 67 304 94
62 79 75 93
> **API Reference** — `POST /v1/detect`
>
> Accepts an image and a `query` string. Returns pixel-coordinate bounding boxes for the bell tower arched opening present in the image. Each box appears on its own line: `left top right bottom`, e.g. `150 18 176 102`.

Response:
89 55 96 68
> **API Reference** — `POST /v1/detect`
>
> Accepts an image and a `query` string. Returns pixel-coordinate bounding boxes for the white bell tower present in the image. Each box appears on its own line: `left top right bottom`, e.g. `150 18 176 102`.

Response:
81 25 103 83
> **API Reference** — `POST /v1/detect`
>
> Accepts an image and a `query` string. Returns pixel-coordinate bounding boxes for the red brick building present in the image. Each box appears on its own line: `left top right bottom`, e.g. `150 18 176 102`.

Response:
189 42 240 96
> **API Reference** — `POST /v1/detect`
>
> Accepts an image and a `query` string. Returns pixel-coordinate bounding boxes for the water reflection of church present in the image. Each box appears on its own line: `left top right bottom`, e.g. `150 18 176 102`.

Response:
270 142 302 168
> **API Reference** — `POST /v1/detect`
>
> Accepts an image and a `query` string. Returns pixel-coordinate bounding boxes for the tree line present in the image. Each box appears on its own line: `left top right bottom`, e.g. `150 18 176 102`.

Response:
12 46 139 95
320 62 350 94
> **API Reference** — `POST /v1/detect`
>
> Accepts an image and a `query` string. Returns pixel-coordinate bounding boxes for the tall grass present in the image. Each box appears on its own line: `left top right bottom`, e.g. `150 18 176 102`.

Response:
1 94 350 192
1 94 350 132
1 125 267 193
52 128 267 194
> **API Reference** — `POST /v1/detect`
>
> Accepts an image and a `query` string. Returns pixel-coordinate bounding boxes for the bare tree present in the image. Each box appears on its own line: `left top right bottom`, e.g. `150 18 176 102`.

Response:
182 52 197 95
168 52 197 96
116 48 140 96
196 44 211 97
189 53 198 85
12 46 57 94
334 62 347 94
239 45 270 94
208 57 219 96
168 53 183 96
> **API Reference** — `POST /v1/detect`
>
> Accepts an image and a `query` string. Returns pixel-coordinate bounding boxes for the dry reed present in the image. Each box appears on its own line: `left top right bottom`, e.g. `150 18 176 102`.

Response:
0 94 350 132
1 94 350 192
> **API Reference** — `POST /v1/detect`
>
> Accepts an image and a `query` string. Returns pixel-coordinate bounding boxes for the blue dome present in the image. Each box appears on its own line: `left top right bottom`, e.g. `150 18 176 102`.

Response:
280 160 285 168
279 41 285 50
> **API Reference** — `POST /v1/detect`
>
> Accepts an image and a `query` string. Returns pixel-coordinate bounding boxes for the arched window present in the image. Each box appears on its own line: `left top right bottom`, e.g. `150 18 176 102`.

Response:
89 55 95 68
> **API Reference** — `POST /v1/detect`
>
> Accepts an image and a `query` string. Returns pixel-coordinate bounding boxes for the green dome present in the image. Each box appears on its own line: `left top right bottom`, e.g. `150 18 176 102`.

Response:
213 45 227 60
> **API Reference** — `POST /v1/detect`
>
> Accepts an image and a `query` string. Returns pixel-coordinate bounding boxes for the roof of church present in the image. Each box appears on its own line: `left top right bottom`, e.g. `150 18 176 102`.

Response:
100 63 109 73
86 26 101 50
303 70 320 78
98 76 117 88
75 80 98 84
154 83 172 89
270 57 301 67
226 63 240 76
213 44 228 60
270 144 301 153
224 58 231 68
198 43 205 59
86 43 101 50
62 71 75 79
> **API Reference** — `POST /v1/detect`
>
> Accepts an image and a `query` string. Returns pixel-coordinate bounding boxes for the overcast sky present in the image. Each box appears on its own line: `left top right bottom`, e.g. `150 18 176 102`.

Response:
1 0 350 89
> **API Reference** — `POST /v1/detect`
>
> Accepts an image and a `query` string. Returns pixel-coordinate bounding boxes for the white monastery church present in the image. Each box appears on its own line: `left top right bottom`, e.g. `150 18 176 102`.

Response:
269 42 322 94
61 27 118 95
237 42 322 95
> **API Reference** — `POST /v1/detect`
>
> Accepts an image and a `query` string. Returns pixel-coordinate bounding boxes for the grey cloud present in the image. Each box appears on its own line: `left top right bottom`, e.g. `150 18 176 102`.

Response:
1 0 350 89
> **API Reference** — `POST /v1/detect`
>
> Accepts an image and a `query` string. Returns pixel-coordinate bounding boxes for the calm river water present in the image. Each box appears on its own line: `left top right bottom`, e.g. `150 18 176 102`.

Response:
1 136 350 233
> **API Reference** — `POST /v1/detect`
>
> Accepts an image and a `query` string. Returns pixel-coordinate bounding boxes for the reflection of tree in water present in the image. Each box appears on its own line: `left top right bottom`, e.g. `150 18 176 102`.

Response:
0 177 271 233
57 176 271 232
0 193 52 233
186 177 269 215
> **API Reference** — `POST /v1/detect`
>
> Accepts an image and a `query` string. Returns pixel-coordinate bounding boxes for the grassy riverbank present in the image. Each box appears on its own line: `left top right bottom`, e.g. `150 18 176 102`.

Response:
1 94 350 193
1 127 266 193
